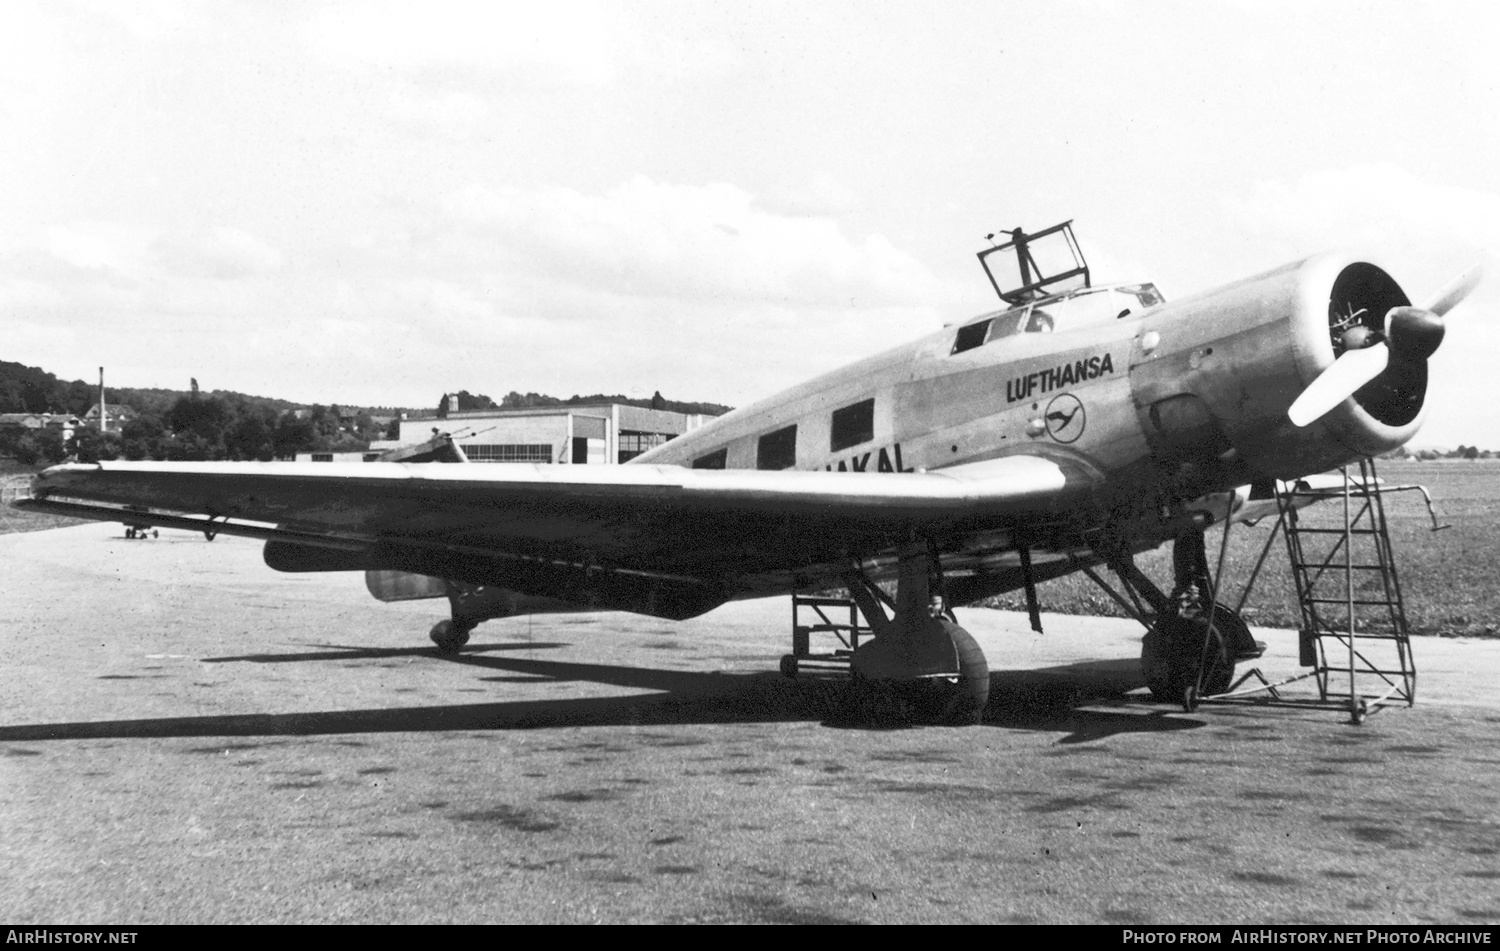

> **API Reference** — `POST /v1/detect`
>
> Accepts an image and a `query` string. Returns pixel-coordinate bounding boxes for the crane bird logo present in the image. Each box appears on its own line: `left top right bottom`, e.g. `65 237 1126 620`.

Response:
1044 393 1085 444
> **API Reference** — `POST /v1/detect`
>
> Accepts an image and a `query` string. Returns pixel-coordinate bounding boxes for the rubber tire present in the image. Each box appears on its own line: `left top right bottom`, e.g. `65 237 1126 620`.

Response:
429 619 471 654
1142 613 1234 703
940 619 990 724
839 620 989 727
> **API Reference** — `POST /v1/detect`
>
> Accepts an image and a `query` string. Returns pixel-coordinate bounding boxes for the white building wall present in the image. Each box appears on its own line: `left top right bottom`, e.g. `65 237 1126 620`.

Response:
389 404 716 464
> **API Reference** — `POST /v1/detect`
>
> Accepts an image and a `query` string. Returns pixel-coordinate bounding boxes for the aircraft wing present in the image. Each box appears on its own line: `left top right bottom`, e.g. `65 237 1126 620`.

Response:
19 455 1103 618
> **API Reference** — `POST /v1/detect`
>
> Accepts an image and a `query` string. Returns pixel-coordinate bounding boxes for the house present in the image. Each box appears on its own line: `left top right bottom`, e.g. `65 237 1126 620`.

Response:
82 403 139 434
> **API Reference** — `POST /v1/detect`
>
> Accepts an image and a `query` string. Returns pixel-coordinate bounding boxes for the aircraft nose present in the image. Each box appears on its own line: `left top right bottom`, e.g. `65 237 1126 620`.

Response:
1386 306 1445 362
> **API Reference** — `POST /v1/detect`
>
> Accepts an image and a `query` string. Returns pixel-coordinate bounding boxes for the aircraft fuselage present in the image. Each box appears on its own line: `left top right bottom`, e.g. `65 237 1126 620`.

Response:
638 253 1425 531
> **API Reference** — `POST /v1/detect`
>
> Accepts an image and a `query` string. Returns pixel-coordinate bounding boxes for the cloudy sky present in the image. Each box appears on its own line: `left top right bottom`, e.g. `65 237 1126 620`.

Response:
3 1 1498 447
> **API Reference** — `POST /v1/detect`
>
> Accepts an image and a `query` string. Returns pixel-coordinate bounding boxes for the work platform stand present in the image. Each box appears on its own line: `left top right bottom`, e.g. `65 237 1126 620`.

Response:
1223 458 1442 723
780 594 873 679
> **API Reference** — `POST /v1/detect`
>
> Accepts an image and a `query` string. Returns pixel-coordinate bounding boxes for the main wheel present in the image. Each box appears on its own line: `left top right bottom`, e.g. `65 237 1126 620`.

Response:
937 619 990 724
1142 613 1234 703
838 620 989 727
429 619 471 654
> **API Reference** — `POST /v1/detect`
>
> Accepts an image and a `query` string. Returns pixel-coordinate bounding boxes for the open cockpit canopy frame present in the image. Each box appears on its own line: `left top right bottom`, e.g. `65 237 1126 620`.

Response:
979 221 1090 305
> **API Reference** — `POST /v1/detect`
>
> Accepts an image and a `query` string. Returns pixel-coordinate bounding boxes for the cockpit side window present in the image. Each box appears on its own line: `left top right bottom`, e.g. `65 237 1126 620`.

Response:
951 285 1165 355
983 310 1025 343
951 319 992 354
1024 307 1054 333
1122 283 1164 308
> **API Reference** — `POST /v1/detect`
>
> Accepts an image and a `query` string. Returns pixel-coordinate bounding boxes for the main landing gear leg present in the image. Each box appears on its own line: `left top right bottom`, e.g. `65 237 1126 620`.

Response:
841 543 990 726
1134 529 1256 708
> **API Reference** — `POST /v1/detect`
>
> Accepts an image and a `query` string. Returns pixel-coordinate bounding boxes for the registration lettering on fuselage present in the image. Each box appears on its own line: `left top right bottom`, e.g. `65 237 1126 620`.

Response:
825 444 915 473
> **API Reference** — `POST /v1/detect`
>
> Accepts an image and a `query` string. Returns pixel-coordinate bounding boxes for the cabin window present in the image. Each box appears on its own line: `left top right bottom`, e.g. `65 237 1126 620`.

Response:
756 425 798 470
830 398 875 452
951 319 992 354
465 444 553 463
692 448 727 470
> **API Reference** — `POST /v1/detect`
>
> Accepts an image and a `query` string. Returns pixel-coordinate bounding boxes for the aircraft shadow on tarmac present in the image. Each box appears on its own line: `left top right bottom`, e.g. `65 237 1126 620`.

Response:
0 645 1202 745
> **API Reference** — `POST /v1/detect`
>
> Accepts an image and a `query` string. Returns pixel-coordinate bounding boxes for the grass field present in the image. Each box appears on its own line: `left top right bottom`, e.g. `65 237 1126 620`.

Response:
0 461 86 535
981 460 1500 637
3 458 1497 635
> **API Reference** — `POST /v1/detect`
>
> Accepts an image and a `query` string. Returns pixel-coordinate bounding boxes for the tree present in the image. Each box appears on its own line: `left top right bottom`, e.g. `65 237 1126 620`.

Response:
12 429 66 466
436 393 451 419
501 391 562 409
70 428 122 463
121 414 167 460
454 390 497 411
272 412 316 459
166 394 230 455
225 409 277 461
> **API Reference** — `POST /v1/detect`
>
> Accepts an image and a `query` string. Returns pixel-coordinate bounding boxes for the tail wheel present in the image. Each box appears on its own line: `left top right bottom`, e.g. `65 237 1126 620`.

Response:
429 619 471 654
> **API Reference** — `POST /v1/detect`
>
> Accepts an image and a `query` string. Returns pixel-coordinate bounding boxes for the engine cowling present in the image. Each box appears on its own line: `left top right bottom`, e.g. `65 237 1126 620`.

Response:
1130 253 1422 485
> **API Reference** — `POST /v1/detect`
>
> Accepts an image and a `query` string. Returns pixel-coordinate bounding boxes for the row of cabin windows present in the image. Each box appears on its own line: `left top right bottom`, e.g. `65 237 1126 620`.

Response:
691 397 875 471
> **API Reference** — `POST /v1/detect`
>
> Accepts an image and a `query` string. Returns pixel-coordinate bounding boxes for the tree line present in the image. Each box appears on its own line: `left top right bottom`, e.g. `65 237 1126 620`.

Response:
0 360 394 466
433 389 731 418
2 359 731 468
2 395 390 466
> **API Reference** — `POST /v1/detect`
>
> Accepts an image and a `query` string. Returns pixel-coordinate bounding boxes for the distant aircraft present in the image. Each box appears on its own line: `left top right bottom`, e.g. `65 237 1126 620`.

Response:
16 223 1482 723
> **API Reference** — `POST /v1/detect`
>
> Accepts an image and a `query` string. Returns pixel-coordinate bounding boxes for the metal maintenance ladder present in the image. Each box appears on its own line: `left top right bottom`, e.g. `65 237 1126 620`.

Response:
779 593 873 679
1279 458 1421 722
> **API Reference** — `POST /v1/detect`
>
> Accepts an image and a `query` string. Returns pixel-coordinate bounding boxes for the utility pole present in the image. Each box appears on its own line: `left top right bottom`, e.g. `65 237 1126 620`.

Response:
99 367 106 434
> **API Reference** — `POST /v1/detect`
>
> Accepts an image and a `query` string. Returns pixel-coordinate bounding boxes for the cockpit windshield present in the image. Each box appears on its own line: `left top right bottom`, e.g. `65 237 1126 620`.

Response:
950 283 1163 355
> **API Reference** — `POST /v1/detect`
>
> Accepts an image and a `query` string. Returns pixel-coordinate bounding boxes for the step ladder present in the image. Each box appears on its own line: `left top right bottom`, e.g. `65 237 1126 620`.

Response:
780 593 873 679
1279 458 1419 722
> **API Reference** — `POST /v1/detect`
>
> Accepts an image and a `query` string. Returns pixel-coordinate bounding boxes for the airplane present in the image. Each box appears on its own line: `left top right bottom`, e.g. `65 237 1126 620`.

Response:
14 222 1483 724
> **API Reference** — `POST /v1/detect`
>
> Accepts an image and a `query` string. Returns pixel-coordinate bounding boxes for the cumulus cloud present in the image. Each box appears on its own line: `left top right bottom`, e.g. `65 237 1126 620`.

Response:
386 86 490 139
0 176 947 410
1219 165 1500 448
151 227 286 280
443 176 942 308
303 1 620 86
1219 164 1500 277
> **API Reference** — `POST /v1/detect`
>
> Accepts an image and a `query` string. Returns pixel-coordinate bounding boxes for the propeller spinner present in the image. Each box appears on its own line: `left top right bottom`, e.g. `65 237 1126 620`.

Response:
1287 265 1484 427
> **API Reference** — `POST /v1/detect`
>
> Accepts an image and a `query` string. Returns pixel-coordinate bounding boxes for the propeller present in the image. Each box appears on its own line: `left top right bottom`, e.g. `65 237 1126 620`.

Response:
1287 265 1485 427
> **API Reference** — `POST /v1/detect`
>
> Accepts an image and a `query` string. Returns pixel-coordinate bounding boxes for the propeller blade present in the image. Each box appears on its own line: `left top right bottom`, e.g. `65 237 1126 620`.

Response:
1288 264 1484 427
1421 264 1485 316
1288 344 1389 427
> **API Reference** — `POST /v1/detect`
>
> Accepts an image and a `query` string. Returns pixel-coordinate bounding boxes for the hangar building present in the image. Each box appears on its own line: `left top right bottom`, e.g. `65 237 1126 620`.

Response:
368 403 716 465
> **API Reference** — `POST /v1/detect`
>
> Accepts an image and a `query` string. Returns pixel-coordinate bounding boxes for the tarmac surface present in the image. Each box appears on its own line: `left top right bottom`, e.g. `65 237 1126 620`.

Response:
3 523 1500 924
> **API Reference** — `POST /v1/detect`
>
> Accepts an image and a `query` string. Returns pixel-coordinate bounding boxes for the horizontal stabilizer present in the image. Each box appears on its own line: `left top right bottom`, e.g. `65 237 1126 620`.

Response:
374 432 468 464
